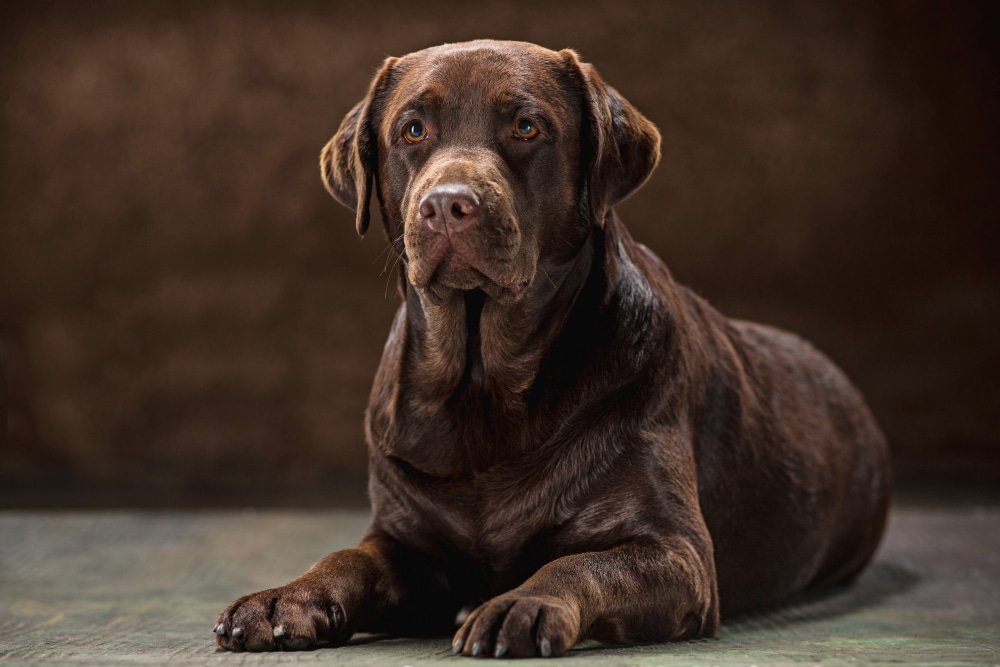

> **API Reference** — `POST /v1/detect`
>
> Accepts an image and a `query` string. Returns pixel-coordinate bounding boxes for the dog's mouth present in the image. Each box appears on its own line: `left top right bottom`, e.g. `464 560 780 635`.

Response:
423 255 528 306
410 235 531 306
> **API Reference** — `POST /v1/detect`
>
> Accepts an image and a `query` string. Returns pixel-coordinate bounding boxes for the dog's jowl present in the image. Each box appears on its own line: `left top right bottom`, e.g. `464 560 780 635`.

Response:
214 40 890 658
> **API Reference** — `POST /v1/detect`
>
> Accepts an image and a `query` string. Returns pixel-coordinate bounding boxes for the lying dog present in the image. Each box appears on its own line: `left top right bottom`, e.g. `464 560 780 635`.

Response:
214 40 890 658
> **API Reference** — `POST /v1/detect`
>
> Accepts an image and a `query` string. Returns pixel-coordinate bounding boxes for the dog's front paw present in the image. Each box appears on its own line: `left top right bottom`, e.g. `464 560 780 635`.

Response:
213 583 347 652
452 593 581 659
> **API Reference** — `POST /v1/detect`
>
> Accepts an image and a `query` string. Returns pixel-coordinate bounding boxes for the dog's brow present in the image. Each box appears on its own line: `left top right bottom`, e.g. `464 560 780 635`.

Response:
491 90 542 111
407 87 445 110
488 89 564 130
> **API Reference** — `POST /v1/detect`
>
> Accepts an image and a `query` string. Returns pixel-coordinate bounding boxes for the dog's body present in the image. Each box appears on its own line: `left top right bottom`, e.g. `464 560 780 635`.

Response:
215 40 889 658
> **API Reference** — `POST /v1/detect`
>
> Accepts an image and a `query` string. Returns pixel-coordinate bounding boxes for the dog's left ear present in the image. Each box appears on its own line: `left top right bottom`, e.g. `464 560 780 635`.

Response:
320 57 398 236
560 49 661 226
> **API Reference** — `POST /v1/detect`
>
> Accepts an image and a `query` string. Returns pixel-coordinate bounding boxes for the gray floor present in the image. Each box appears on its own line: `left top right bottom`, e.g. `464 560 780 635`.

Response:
1 504 998 666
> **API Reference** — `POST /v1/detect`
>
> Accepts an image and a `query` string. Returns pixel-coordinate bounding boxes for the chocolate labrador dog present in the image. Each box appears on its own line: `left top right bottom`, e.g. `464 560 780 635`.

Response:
214 40 890 657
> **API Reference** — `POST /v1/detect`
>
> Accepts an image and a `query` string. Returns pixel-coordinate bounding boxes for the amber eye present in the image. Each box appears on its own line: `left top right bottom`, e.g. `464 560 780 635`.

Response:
404 120 427 143
514 118 539 140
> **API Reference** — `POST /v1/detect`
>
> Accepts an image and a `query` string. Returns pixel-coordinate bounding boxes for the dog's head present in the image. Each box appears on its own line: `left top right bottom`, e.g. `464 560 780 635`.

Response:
321 40 660 304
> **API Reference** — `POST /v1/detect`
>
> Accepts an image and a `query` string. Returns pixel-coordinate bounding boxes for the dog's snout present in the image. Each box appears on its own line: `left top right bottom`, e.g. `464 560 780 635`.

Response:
418 184 481 233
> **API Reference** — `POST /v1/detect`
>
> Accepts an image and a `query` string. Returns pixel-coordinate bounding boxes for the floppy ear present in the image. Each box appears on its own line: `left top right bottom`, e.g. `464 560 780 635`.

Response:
320 57 398 236
560 50 662 226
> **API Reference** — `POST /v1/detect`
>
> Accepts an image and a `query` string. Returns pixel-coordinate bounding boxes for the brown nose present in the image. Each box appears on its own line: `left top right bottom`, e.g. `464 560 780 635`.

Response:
418 184 480 233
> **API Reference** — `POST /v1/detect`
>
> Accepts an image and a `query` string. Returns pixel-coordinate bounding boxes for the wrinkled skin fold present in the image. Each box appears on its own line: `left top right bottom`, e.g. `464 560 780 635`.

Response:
215 40 890 658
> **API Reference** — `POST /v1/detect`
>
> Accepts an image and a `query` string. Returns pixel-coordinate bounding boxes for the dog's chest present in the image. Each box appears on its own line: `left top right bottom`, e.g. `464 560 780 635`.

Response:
371 394 618 589
372 392 532 480
400 473 563 589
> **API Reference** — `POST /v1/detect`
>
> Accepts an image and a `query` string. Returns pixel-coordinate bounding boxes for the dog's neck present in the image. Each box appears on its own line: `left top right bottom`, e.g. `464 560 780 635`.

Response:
402 234 597 414
370 216 665 477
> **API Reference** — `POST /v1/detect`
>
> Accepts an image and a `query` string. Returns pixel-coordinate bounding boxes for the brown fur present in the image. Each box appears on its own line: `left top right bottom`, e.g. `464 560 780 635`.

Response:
214 40 890 658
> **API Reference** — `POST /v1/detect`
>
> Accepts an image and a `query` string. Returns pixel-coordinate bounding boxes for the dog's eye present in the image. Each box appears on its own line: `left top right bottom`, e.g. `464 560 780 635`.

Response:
404 121 427 144
513 118 539 140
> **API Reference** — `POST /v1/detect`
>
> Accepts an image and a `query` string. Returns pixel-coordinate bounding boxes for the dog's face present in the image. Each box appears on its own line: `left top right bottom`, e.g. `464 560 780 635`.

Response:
322 40 661 305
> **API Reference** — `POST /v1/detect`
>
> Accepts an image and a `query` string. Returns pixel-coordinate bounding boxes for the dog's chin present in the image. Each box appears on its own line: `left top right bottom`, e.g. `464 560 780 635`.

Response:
419 254 530 306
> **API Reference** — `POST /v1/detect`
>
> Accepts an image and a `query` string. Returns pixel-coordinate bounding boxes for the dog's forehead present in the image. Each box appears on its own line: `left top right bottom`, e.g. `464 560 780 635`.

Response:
389 42 574 116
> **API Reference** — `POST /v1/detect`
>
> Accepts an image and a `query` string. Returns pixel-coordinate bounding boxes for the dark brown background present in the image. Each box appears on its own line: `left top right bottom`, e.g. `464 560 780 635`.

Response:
1 1 997 507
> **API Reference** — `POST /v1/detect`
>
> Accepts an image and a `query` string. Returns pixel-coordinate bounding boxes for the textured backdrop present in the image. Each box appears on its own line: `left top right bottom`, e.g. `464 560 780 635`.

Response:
1 1 997 505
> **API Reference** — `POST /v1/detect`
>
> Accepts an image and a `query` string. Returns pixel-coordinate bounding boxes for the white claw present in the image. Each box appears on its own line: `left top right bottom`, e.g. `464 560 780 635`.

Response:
272 625 285 638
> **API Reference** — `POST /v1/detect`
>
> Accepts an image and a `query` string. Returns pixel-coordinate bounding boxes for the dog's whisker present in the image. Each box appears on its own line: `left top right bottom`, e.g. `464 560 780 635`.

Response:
538 265 557 289
375 232 406 268
384 253 405 299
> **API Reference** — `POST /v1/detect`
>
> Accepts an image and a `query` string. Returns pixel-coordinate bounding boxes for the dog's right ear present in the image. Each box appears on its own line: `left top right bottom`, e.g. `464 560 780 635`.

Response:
320 57 398 236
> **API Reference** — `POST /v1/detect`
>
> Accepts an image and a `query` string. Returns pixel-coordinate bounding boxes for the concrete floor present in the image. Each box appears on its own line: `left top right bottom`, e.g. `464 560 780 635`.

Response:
1 504 998 666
